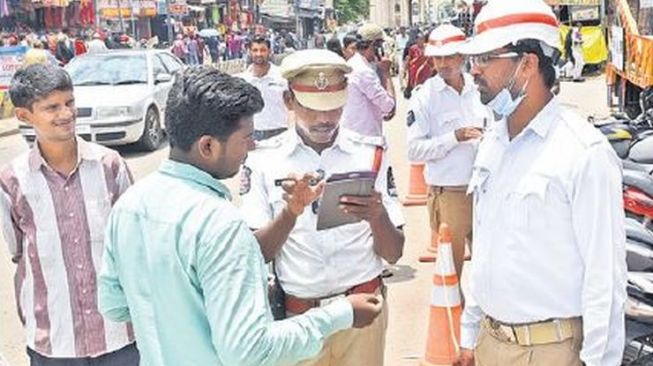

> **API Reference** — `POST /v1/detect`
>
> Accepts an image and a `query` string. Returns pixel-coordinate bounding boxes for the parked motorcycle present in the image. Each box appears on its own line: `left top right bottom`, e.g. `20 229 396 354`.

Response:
624 219 653 365
594 87 653 168
624 170 653 231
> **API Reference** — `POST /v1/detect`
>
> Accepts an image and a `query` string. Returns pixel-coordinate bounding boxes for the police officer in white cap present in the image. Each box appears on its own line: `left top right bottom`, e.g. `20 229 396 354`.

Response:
456 0 626 365
240 49 405 366
407 24 493 279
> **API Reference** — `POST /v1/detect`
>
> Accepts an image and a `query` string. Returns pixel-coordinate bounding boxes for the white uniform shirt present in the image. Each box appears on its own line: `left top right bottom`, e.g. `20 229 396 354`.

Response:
406 74 493 186
238 63 289 131
461 98 627 366
240 128 405 298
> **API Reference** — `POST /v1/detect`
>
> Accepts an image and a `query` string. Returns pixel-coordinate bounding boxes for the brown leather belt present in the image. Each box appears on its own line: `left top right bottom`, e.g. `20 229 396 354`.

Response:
285 277 383 315
429 185 468 193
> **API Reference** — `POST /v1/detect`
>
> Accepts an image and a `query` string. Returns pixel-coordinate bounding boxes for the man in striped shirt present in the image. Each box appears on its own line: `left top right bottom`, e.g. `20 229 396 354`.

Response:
0 64 138 365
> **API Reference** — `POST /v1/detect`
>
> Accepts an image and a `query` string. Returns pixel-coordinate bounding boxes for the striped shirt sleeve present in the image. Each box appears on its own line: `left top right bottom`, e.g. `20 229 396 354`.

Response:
0 172 22 262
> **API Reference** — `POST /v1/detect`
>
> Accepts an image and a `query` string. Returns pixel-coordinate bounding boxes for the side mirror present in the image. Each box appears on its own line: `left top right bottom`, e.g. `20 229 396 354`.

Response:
155 73 173 84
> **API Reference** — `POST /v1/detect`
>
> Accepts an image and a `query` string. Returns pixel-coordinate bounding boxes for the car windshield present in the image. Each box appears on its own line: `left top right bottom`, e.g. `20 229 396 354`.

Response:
66 54 148 86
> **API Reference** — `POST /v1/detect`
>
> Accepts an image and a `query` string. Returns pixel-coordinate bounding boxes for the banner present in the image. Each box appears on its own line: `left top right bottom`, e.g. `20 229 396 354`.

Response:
0 46 26 91
560 25 608 65
610 25 624 71
0 46 26 118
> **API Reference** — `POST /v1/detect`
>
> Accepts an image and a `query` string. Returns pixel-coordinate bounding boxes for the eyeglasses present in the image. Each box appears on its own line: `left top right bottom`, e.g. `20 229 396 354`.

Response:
468 52 520 68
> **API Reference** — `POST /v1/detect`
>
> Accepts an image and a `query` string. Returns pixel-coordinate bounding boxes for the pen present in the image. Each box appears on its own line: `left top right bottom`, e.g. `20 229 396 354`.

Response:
274 177 322 187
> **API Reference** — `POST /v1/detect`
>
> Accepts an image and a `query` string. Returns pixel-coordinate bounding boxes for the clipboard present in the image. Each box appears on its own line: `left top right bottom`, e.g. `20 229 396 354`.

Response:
316 171 377 231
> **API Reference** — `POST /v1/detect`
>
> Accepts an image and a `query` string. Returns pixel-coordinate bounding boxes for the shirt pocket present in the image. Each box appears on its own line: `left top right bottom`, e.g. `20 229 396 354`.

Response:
439 112 463 134
506 175 550 231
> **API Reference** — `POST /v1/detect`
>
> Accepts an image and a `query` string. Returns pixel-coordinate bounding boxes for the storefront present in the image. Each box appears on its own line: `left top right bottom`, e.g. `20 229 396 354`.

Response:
99 0 157 38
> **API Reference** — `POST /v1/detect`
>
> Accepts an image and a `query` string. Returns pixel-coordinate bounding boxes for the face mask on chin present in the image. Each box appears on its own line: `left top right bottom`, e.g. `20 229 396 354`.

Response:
487 58 530 118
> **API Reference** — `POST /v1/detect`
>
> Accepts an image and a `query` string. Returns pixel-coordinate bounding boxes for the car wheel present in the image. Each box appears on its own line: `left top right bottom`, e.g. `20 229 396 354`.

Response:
138 107 162 151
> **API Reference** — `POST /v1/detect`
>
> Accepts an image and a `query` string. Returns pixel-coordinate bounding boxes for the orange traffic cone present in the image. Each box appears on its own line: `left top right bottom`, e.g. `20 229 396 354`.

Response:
419 229 439 263
402 162 428 206
421 224 462 366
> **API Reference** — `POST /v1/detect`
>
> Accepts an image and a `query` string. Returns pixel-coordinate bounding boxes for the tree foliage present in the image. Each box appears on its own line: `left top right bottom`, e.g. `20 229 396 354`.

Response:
335 0 369 24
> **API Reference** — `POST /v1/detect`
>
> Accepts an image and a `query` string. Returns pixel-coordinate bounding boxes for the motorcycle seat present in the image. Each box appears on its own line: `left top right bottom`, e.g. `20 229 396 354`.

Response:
626 218 653 245
623 169 653 198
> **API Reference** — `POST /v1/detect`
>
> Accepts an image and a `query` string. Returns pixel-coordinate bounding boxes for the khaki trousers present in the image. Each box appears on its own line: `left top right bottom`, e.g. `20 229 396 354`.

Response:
426 187 472 278
474 318 583 366
291 289 388 366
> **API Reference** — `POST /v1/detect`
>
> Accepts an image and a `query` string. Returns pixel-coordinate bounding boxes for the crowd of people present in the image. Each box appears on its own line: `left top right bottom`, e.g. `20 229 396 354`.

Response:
0 0 626 365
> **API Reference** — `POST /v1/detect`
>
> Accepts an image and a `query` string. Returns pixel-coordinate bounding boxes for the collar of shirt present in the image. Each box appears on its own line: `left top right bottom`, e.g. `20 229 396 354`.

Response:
159 159 232 200
431 73 476 96
493 96 560 144
28 138 102 173
243 62 279 80
349 53 374 72
279 127 356 157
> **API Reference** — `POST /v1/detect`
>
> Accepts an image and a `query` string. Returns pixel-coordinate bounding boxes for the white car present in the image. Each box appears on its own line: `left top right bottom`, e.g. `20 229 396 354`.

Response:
19 49 183 151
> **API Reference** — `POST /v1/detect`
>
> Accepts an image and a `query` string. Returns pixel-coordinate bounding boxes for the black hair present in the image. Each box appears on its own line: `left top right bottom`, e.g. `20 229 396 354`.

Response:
343 32 358 48
326 36 344 58
506 39 559 89
9 63 73 110
247 35 271 49
165 66 263 151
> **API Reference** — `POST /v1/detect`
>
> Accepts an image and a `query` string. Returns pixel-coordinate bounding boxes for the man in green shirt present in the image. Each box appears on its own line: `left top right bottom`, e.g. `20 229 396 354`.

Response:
98 66 383 366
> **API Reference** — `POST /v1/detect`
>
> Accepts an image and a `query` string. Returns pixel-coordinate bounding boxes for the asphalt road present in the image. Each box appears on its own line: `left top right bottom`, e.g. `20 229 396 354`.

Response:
0 76 611 366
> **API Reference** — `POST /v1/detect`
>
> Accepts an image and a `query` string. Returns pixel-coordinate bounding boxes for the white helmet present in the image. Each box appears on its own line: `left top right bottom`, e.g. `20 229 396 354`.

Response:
459 0 559 56
424 24 466 57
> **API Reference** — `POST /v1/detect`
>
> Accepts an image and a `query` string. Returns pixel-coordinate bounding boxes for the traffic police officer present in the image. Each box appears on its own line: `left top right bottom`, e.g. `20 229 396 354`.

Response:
407 24 493 278
456 1 626 365
240 49 406 366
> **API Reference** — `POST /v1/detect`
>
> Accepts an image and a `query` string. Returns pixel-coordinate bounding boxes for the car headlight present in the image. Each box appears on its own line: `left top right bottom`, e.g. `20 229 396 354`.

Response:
96 106 134 119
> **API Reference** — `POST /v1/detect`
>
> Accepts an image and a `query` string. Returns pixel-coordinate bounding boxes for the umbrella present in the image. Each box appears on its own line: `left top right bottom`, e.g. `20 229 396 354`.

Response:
199 28 219 38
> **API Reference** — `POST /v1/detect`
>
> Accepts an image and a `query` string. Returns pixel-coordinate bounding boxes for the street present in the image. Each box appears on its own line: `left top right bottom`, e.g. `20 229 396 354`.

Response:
0 76 610 366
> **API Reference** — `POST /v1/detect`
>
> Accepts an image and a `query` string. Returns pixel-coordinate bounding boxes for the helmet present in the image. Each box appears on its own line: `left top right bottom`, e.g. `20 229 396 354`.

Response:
459 0 559 56
424 24 466 57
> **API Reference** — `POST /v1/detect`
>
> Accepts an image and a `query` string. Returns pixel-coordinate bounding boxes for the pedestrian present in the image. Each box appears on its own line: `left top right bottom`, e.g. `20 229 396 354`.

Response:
55 33 74 64
98 66 383 366
206 35 219 64
73 34 87 56
1 64 139 365
187 35 199 65
405 32 433 98
341 32 357 60
314 31 325 49
340 23 396 137
197 35 206 64
87 32 108 54
326 35 344 58
237 35 288 141
23 39 58 66
406 24 493 279
570 22 585 82
172 34 187 63
240 49 405 366
455 1 626 365
395 26 409 77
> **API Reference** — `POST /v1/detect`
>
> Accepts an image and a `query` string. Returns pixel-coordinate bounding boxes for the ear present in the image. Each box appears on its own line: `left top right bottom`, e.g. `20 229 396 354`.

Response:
196 135 220 160
521 53 540 79
283 90 294 111
14 107 33 126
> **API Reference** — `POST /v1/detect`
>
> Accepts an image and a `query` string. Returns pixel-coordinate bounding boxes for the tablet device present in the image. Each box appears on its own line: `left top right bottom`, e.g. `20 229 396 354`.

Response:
316 171 376 231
